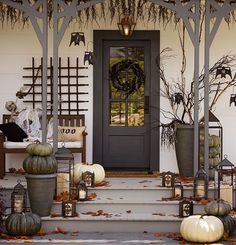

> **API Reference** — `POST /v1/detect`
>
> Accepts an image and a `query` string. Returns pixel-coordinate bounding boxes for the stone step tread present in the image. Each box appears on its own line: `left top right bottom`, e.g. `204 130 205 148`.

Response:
42 212 184 221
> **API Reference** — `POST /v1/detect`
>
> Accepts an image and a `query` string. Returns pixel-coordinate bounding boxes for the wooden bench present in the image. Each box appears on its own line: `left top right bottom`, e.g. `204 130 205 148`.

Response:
0 114 87 178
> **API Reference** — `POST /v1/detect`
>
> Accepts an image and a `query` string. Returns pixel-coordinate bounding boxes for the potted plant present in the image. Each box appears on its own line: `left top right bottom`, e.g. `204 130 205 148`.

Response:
23 141 57 217
158 25 236 176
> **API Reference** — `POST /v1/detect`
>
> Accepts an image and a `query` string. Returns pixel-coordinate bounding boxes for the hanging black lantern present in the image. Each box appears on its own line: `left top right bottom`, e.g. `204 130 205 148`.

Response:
77 180 88 201
117 14 136 37
62 199 77 217
173 92 183 104
11 179 27 214
69 32 85 46
179 199 193 218
215 66 232 79
82 171 95 187
230 94 236 106
199 111 223 180
162 171 175 187
193 168 208 200
55 146 75 198
172 178 183 199
216 156 235 209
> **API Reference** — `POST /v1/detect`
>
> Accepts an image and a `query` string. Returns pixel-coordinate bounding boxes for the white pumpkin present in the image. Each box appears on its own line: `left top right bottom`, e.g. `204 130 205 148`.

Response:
180 215 224 243
72 163 105 184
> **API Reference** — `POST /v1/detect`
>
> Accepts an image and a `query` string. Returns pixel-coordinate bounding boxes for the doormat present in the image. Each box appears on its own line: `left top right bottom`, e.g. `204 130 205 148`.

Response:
105 171 160 178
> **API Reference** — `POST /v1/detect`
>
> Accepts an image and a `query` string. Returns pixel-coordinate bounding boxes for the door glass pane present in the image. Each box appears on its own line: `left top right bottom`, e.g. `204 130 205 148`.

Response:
128 102 144 126
110 102 125 126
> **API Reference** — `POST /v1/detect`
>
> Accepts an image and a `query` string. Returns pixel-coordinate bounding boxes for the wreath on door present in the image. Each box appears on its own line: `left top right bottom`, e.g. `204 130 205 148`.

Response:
109 59 145 96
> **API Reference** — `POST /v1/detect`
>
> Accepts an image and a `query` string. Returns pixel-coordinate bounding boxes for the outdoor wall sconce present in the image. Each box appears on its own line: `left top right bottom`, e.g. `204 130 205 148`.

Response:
84 41 95 65
179 199 193 218
215 66 232 79
216 155 235 209
62 199 77 217
193 168 208 200
11 179 27 214
173 92 183 104
117 14 136 37
77 180 88 201
172 178 183 199
162 171 175 187
82 171 95 187
69 32 85 46
55 146 75 197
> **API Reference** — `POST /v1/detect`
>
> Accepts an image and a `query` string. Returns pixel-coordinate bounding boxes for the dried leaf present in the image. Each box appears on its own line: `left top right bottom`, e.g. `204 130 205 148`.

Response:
37 229 48 236
50 213 61 218
94 181 111 187
126 210 131 213
52 227 68 235
86 192 97 201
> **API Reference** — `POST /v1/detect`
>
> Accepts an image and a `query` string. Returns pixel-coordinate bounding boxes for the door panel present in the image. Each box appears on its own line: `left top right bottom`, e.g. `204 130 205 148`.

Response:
93 30 160 171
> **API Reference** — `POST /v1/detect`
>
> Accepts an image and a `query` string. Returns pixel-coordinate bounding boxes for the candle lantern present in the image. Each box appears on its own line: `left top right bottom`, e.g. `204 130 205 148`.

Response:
11 179 27 214
55 146 75 197
62 199 77 217
78 180 88 201
172 178 183 199
194 168 208 200
82 171 95 187
179 199 193 218
199 111 223 180
216 156 235 209
162 171 175 187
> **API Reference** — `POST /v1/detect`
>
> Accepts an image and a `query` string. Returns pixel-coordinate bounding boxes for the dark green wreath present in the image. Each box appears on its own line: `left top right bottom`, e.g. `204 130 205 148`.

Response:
109 59 145 97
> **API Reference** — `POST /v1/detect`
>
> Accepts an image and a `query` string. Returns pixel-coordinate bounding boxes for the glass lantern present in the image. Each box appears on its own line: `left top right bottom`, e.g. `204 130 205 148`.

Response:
162 171 175 187
11 179 27 213
193 168 208 200
82 171 95 187
199 111 223 180
179 199 193 218
62 199 77 217
78 180 88 201
216 156 235 209
55 146 75 198
172 178 183 199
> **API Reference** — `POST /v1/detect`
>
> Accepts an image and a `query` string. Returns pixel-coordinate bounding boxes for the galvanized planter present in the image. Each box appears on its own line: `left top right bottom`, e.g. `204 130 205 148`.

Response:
175 124 194 177
25 173 56 217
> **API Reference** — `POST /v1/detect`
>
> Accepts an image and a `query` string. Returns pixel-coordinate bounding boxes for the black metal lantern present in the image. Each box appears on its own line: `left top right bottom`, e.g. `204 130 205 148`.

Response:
216 156 235 208
117 14 136 37
69 32 85 46
215 66 232 79
172 178 183 199
62 199 77 217
194 168 208 200
11 179 27 213
179 199 193 218
55 146 75 197
162 171 175 187
82 171 95 187
77 180 88 201
199 111 223 180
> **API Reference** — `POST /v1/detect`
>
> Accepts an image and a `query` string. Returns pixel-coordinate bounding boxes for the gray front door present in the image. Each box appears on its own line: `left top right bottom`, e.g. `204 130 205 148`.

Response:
93 31 160 171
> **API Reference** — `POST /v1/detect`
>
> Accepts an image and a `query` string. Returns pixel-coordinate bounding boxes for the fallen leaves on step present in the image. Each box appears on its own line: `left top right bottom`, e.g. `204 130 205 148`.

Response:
152 213 165 216
94 181 111 187
154 232 184 242
37 229 48 236
50 213 61 218
54 191 70 202
86 192 97 201
0 233 32 240
138 180 152 183
52 227 68 235
82 210 112 218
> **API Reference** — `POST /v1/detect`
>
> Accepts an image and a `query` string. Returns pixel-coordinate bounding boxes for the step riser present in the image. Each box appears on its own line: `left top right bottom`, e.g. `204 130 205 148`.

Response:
51 202 205 215
41 220 181 233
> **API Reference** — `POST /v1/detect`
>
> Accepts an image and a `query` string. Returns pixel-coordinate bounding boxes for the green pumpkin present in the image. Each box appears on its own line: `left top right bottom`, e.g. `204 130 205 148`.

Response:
218 215 236 236
23 155 57 174
26 142 53 156
6 212 41 236
205 200 231 216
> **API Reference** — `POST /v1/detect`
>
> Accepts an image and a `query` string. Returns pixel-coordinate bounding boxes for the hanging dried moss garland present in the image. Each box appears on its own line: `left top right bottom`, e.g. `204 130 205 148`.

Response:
110 59 145 97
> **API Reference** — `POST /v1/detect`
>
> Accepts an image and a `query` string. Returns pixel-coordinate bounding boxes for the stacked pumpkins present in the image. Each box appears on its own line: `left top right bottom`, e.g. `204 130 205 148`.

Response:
23 142 57 217
204 200 236 237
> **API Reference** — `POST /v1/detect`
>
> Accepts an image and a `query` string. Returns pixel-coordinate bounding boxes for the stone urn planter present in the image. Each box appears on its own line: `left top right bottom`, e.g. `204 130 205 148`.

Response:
23 142 57 217
175 124 194 177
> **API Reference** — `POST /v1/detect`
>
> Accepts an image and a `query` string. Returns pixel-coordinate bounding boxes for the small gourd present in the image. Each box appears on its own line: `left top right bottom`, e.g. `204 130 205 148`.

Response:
5 212 41 236
26 142 53 156
204 200 231 216
72 162 105 184
180 215 224 243
23 155 57 174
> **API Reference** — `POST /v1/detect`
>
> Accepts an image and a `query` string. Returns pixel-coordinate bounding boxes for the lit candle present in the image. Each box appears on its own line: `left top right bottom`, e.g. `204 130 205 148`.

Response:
175 187 182 197
196 180 205 198
79 190 86 200
14 195 23 213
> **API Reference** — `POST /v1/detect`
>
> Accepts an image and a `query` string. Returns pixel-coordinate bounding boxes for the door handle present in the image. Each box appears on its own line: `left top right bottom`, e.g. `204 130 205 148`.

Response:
144 96 149 114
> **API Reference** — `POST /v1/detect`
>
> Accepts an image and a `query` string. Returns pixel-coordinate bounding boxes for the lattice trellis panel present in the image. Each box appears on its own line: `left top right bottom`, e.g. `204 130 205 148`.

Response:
22 57 89 115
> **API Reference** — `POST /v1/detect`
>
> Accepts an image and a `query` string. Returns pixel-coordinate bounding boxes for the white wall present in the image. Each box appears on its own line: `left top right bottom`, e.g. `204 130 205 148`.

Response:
1 8 236 173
